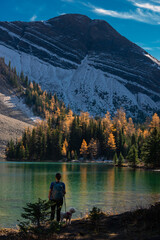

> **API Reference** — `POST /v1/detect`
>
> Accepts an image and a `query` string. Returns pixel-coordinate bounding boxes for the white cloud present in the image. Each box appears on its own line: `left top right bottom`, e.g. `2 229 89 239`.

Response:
57 12 66 16
130 0 160 12
143 47 153 50
137 43 153 50
30 15 37 22
93 7 144 21
89 2 160 24
135 43 160 50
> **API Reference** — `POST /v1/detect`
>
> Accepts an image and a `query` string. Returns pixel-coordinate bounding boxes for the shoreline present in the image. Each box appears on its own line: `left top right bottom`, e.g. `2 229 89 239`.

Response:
1 203 160 240
1 159 160 171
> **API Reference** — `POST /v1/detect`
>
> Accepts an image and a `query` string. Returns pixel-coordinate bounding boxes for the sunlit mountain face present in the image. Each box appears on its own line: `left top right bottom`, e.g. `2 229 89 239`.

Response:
0 14 160 120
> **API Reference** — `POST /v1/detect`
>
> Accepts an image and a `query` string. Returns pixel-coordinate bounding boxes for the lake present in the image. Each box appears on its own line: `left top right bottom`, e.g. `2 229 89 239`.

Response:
0 162 160 228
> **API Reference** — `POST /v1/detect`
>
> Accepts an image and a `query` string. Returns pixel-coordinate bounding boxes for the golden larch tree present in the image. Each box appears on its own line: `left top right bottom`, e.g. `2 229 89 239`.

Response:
42 91 47 101
80 139 88 159
150 113 160 130
54 107 61 120
44 110 50 120
107 133 116 150
115 119 122 132
137 128 143 137
102 111 113 134
143 129 149 139
88 138 99 159
50 96 55 111
125 117 135 137
62 139 68 157
113 108 127 132
62 109 74 134
79 112 90 126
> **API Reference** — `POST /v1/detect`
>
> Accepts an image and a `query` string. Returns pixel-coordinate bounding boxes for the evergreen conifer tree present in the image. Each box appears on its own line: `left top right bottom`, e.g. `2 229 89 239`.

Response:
25 145 29 159
127 145 138 167
141 128 160 167
74 150 78 160
19 198 50 229
67 151 71 160
19 142 25 160
113 152 118 165
118 152 124 167
6 139 15 159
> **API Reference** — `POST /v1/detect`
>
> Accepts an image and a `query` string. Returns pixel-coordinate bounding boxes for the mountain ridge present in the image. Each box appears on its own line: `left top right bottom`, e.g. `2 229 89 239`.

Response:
0 13 159 119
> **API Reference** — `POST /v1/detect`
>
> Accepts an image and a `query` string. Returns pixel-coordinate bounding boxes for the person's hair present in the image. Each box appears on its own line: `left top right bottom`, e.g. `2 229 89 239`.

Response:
55 173 61 180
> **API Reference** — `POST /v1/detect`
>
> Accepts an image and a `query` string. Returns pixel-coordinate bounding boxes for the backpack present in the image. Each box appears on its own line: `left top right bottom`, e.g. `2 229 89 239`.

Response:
51 182 64 200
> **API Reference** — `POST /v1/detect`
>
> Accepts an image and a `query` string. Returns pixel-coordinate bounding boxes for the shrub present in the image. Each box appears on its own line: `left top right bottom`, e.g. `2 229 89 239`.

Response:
18 198 50 235
88 207 103 232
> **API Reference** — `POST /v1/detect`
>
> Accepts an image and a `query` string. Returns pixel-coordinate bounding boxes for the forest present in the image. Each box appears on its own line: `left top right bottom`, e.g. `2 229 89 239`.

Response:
1 58 160 168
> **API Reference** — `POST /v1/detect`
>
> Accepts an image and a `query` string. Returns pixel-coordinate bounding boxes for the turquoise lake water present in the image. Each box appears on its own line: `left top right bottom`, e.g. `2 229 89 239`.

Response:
0 162 160 227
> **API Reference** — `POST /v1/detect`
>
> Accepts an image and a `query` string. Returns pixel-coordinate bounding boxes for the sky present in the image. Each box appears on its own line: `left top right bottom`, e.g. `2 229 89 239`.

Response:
0 0 160 59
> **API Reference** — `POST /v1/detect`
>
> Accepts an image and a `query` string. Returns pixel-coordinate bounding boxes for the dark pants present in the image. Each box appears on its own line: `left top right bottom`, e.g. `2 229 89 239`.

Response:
51 199 63 222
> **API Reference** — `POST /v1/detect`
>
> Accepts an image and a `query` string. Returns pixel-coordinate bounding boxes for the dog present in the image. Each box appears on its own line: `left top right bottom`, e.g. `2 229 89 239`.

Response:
60 207 76 224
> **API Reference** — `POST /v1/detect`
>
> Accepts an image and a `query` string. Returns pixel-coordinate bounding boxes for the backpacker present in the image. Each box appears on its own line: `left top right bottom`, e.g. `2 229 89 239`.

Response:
51 182 64 200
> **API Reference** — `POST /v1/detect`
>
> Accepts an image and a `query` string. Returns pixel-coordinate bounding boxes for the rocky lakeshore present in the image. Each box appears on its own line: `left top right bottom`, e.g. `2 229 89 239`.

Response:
0 203 160 240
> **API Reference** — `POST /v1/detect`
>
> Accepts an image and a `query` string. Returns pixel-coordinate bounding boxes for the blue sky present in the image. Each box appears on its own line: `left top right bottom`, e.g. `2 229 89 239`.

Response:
0 0 160 59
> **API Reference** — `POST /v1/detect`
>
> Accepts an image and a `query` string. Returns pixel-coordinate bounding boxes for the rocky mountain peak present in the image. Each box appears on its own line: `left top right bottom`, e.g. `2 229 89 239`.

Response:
0 14 159 120
48 13 91 23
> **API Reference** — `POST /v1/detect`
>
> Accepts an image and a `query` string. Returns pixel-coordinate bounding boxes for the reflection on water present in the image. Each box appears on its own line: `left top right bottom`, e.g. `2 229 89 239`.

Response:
0 162 160 227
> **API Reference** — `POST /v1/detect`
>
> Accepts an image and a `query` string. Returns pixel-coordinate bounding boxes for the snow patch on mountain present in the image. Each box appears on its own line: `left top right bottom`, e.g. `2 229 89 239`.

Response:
64 60 139 115
137 93 158 110
0 44 158 117
0 25 21 39
0 44 74 83
144 53 160 67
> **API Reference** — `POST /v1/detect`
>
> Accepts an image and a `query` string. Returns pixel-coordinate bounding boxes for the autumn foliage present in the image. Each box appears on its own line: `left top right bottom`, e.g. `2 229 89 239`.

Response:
3 59 160 167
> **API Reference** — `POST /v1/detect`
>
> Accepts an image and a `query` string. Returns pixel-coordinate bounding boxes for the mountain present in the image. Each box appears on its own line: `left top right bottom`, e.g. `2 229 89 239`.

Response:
0 14 160 119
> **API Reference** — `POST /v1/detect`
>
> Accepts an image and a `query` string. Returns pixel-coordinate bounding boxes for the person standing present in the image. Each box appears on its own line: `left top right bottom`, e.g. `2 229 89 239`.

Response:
48 173 66 222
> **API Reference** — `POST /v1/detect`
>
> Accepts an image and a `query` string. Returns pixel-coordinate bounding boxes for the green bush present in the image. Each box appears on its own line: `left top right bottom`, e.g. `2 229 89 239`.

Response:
18 198 51 235
88 207 103 232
